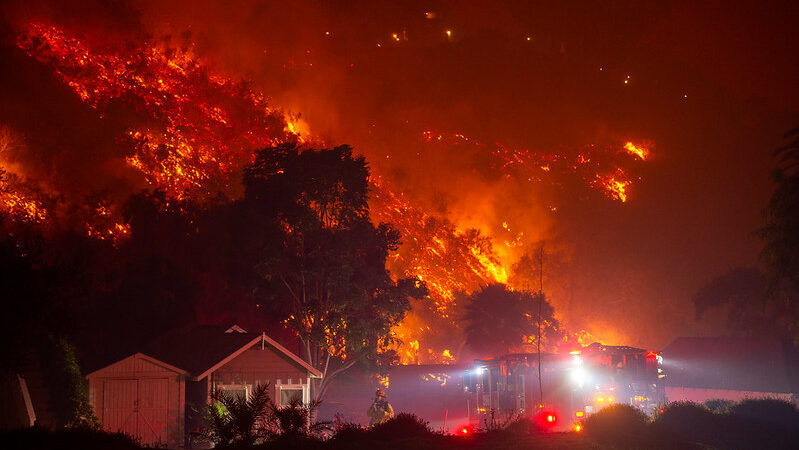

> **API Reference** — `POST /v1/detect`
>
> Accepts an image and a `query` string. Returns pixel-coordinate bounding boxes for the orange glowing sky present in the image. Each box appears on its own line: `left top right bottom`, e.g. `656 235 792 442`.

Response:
0 0 797 355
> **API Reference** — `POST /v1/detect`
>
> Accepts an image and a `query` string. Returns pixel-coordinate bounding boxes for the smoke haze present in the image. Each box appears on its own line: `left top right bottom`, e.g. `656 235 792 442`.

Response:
1 0 797 352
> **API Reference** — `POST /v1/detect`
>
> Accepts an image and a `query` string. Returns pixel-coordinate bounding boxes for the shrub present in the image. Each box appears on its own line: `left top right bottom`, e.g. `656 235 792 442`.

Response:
269 397 327 439
703 398 734 414
479 408 524 433
729 398 799 429
655 401 722 446
502 416 535 436
582 404 651 446
0 427 140 450
37 335 99 429
369 413 434 440
654 400 799 449
330 422 367 442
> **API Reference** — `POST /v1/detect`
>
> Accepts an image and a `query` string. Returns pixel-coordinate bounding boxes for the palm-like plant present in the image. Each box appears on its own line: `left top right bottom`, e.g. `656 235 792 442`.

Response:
268 397 329 440
204 383 272 446
774 126 799 175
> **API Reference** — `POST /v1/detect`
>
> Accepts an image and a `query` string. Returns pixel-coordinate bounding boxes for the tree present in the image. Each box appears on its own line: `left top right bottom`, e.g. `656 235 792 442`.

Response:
0 220 47 371
244 143 426 402
758 126 799 340
463 283 560 357
692 267 792 339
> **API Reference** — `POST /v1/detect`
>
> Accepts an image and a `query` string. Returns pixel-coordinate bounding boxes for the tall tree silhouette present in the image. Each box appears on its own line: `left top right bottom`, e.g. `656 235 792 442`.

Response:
245 143 426 401
758 126 799 340
464 283 559 357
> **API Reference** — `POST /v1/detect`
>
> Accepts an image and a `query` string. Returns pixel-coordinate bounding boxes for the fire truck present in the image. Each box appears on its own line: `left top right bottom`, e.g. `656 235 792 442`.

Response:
464 343 664 430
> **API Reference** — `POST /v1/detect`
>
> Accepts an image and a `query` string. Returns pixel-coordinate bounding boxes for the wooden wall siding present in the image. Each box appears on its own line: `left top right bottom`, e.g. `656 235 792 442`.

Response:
213 345 309 386
101 379 138 437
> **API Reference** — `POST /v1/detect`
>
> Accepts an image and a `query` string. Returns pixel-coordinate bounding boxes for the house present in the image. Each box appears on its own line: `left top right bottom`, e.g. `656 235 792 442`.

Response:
661 337 797 405
86 325 321 447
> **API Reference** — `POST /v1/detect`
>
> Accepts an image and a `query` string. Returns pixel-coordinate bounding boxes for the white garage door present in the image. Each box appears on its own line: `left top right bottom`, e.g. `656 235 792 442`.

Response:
103 378 169 446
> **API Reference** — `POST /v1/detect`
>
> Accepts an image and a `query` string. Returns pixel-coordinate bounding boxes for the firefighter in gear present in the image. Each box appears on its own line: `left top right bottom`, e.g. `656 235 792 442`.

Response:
367 388 394 425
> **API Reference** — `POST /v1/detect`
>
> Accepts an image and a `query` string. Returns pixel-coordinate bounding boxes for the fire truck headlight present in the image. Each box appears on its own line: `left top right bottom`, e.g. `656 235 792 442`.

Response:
570 368 588 386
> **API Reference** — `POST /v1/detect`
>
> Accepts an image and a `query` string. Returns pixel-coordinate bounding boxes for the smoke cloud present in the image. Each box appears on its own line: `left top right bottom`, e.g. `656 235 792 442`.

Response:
1 0 796 352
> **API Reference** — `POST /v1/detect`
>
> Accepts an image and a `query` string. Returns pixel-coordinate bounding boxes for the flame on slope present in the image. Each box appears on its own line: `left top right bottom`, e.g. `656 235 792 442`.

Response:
423 130 646 202
371 175 507 315
593 169 631 203
0 127 46 223
0 189 47 223
12 23 651 362
623 142 649 160
371 176 515 364
17 23 296 200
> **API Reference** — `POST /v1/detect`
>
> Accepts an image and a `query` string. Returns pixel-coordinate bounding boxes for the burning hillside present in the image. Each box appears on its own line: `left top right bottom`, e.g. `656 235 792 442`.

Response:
1 21 652 363
17 23 295 200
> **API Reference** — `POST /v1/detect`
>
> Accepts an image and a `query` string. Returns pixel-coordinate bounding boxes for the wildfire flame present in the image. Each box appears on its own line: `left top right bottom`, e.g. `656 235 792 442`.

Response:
423 130 647 202
371 176 507 315
623 142 649 160
593 169 632 203
9 22 652 364
0 189 47 223
17 23 296 200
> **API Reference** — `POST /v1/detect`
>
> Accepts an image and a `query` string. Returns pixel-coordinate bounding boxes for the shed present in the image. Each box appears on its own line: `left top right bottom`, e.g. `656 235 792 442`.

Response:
86 353 188 447
88 325 321 447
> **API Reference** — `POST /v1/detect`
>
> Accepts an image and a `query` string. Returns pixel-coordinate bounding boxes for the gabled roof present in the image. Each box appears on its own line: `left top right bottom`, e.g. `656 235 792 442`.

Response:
85 352 189 378
662 337 793 394
144 325 321 380
258 332 322 379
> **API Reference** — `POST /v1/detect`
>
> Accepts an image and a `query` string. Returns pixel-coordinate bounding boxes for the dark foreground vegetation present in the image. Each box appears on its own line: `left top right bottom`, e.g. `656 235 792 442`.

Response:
582 400 799 450
3 399 799 450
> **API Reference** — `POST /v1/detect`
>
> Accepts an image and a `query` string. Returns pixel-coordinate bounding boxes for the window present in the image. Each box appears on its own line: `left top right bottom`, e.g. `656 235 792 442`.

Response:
217 384 250 401
280 388 303 406
276 383 307 407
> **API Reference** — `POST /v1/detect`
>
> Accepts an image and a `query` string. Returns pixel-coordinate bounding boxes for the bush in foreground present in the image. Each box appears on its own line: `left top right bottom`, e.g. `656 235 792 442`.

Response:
655 401 723 446
654 400 799 450
582 404 652 447
0 427 141 450
369 413 435 440
703 398 734 414
729 398 799 429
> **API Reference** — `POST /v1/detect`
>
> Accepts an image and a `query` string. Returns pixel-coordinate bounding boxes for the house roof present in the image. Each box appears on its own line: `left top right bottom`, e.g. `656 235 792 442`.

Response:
144 324 321 380
662 337 793 394
85 352 190 378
